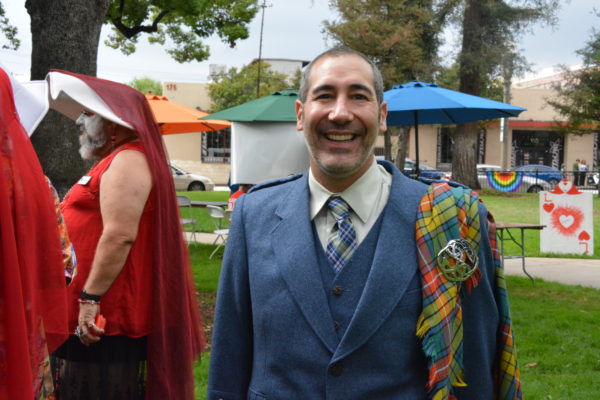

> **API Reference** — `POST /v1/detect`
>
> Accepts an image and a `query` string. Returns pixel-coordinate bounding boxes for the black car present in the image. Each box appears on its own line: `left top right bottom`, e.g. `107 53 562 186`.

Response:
403 158 444 180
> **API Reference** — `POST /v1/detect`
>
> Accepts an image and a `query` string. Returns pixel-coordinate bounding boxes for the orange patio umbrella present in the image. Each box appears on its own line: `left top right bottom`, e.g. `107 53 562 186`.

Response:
145 94 231 134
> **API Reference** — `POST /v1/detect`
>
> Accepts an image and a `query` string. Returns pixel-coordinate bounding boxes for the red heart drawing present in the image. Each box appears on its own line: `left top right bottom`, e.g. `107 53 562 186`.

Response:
543 203 554 213
551 206 584 236
578 230 590 241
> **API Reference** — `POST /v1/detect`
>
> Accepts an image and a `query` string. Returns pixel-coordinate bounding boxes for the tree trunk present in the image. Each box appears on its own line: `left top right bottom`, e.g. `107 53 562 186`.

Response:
452 122 479 188
383 130 392 161
394 126 410 171
453 0 484 188
26 0 110 196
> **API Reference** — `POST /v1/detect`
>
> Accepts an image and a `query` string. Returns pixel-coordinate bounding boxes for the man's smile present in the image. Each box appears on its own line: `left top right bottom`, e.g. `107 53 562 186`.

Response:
325 133 356 142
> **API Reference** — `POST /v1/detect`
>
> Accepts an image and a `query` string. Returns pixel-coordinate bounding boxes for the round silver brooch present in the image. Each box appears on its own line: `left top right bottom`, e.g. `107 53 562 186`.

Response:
436 239 478 282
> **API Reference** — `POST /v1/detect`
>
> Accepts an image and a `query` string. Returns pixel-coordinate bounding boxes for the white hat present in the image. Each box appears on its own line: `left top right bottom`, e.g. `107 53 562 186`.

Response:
46 71 133 129
1 62 49 136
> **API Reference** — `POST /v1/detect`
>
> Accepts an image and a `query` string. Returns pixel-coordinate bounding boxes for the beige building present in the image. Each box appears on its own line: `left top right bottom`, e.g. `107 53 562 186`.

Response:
160 71 598 185
161 81 232 184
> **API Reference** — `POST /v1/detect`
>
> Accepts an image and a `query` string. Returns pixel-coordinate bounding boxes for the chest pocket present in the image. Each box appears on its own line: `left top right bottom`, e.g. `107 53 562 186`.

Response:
63 178 99 211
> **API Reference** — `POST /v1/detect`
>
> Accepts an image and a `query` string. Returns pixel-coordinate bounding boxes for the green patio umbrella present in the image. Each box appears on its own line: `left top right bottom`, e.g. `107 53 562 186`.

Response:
201 90 298 122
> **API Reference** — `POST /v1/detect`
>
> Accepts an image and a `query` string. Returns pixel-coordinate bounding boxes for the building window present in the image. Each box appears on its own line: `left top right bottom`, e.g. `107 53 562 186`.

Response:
202 128 231 163
512 130 563 168
438 127 455 164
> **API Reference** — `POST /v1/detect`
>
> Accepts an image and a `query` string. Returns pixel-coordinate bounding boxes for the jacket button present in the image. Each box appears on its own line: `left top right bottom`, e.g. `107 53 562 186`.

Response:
332 285 343 296
333 321 340 330
330 363 343 377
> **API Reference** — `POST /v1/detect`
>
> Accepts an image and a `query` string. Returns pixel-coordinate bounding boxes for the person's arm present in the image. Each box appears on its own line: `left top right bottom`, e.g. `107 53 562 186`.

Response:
207 195 253 399
77 149 152 345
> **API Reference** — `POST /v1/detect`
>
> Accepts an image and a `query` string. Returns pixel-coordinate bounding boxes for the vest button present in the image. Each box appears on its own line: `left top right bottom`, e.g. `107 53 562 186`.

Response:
332 285 343 296
330 363 343 377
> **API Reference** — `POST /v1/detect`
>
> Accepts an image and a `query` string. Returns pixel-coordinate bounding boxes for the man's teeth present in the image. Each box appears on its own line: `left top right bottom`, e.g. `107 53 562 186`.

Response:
326 134 354 141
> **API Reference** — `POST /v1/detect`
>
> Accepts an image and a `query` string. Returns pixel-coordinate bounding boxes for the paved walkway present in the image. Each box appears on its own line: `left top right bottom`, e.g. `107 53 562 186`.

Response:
504 257 600 289
187 232 600 289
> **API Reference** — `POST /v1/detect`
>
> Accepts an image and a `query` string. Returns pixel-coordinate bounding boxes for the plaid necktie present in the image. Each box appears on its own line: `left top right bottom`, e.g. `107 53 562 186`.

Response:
326 196 357 273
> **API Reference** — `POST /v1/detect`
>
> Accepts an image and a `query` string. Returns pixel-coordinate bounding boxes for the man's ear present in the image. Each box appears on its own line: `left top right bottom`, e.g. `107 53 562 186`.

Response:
295 99 303 131
379 101 388 133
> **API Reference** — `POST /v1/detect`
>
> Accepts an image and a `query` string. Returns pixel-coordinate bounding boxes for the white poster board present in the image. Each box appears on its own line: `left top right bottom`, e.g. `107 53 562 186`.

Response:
540 179 594 255
231 122 309 185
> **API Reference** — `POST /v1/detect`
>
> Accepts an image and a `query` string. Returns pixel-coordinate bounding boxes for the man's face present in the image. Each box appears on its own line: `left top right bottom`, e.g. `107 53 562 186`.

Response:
75 112 107 160
296 54 387 188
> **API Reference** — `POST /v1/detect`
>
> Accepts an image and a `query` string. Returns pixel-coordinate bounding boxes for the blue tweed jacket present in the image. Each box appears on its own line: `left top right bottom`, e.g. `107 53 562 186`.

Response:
208 161 502 400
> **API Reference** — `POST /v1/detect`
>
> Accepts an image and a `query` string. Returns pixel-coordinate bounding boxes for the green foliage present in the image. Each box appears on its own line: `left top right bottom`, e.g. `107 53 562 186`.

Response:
103 0 259 63
325 0 459 87
548 19 600 135
0 2 20 50
207 61 293 112
458 0 559 94
437 61 503 101
127 76 163 95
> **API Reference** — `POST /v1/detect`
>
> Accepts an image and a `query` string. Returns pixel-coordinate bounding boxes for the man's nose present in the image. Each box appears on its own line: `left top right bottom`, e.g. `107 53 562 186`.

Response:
328 97 353 123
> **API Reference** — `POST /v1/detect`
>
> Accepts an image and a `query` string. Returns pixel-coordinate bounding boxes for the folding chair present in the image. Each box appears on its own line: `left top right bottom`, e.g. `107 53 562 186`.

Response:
207 205 229 258
177 195 197 243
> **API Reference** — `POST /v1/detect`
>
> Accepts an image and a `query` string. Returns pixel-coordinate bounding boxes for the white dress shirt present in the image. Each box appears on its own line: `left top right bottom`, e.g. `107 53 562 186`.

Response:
309 159 392 251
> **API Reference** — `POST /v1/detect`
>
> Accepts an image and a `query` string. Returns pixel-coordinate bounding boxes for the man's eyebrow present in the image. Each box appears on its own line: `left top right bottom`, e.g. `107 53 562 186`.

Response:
311 83 375 96
311 84 335 94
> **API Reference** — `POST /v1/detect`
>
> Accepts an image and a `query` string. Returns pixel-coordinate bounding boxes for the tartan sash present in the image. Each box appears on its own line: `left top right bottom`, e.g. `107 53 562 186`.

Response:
415 182 522 399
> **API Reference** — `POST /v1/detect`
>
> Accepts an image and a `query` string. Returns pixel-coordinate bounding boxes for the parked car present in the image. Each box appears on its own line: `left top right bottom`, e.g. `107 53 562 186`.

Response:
403 158 444 180
477 164 550 193
170 164 215 191
512 164 563 185
587 171 599 186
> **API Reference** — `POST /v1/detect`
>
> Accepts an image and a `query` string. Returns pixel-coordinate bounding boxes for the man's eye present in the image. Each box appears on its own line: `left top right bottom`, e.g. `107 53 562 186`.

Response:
314 93 333 100
352 94 369 100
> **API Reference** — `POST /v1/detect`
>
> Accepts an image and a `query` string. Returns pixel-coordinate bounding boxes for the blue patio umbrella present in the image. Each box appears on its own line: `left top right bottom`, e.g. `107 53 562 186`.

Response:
384 81 526 175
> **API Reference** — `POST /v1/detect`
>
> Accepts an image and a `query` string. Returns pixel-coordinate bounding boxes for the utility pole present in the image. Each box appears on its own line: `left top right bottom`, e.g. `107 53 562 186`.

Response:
256 0 271 98
501 49 516 170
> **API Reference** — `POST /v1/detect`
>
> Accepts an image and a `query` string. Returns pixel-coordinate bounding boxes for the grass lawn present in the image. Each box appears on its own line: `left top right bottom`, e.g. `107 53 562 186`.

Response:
190 240 600 399
176 190 230 233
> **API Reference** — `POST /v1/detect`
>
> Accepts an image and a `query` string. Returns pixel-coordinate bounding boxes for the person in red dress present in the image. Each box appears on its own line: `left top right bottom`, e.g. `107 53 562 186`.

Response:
227 184 254 210
0 67 69 399
50 71 204 400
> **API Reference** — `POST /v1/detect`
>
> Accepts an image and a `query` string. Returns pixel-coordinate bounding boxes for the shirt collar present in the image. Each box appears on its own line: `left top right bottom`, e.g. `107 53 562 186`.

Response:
309 159 384 223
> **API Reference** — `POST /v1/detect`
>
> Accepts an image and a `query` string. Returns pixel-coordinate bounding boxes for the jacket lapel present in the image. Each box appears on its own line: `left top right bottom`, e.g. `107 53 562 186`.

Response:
333 164 427 361
271 175 338 353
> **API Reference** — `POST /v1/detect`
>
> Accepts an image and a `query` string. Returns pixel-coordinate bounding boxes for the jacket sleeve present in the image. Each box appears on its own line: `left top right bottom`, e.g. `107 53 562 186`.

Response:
455 202 503 399
207 195 253 399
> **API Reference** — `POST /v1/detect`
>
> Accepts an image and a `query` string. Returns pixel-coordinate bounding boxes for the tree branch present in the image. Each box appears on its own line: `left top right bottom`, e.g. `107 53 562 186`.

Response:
112 9 171 39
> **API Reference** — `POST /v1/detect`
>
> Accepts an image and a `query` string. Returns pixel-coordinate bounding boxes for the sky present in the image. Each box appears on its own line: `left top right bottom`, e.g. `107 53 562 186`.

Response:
1 0 598 84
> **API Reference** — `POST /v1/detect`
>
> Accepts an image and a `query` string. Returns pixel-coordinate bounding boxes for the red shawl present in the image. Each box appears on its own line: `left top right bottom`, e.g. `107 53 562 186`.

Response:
0 69 68 398
52 70 204 399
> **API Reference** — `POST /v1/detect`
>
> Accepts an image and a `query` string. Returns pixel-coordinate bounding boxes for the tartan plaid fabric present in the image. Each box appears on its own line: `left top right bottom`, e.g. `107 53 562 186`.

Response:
326 196 357 273
415 182 521 399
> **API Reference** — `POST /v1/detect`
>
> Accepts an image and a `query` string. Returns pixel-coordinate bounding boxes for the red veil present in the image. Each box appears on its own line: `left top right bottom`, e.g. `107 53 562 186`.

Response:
51 70 205 399
0 69 68 397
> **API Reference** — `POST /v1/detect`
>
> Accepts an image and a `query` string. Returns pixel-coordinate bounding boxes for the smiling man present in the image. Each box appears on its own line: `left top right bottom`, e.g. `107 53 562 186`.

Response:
208 47 521 399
